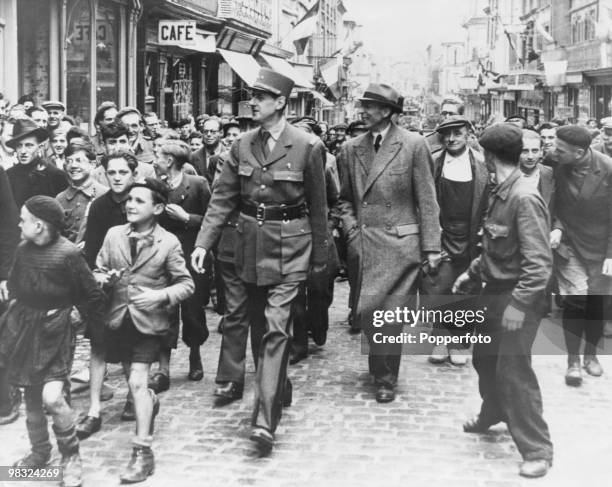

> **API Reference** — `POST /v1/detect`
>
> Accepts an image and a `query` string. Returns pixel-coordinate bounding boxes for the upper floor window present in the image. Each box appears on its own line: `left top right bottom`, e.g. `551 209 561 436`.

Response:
570 4 597 44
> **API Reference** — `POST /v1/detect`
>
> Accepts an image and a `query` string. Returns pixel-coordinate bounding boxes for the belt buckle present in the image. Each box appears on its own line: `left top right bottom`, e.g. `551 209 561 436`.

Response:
256 203 265 225
281 204 289 224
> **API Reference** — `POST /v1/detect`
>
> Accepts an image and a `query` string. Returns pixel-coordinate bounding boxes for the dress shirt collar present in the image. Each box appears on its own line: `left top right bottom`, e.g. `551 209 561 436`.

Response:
371 123 391 145
261 118 287 143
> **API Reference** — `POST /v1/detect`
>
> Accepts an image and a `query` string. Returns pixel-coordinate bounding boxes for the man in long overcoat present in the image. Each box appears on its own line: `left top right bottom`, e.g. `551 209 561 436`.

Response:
337 83 441 403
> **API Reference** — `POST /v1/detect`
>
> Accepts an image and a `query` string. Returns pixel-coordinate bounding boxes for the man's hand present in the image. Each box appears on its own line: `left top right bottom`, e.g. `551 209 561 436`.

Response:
550 229 562 249
93 271 111 287
0 280 9 302
602 258 612 277
452 272 472 294
191 247 208 274
166 204 190 223
425 252 442 272
132 288 167 310
501 304 525 331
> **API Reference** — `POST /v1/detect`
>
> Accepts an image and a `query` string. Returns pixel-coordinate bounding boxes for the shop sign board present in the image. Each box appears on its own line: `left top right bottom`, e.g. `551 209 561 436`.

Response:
159 20 196 46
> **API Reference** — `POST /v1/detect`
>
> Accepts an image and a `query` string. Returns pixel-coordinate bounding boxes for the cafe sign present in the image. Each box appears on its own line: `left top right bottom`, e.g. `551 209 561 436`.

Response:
158 20 196 46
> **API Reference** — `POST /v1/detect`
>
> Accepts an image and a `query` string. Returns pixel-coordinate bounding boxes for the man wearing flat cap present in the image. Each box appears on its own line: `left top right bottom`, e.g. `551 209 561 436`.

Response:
337 83 441 403
425 95 466 157
421 115 489 367
6 118 68 208
191 68 328 450
453 122 553 478
549 125 612 386
41 101 66 131
117 106 155 167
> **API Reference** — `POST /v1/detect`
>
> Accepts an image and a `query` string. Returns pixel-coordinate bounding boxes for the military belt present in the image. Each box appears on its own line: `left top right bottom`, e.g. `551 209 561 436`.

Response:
241 202 308 223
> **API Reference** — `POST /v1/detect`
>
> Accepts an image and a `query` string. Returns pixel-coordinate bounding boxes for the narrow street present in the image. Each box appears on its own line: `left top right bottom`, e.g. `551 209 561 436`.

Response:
2 280 611 487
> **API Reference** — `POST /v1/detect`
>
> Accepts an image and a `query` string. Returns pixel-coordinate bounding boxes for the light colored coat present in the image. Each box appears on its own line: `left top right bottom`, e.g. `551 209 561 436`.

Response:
96 223 194 335
337 123 441 325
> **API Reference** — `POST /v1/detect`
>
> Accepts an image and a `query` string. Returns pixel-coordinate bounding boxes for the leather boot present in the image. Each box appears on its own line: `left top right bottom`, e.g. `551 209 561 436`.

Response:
14 418 52 467
119 446 155 484
53 424 82 487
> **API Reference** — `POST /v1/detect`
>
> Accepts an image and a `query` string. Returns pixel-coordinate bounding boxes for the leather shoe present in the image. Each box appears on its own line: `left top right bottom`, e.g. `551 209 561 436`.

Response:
119 446 155 484
283 379 292 407
60 452 83 487
76 415 102 440
565 361 582 386
375 386 395 403
519 459 551 478
148 372 170 394
188 363 203 381
250 427 274 450
214 382 243 402
428 344 448 364
289 350 308 365
449 348 469 366
584 356 603 377
121 400 136 422
13 452 51 467
463 414 499 433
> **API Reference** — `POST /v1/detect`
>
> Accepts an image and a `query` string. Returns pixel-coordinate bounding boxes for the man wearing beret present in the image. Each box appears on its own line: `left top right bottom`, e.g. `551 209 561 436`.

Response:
549 125 612 386
453 123 553 478
421 115 489 366
191 68 328 450
337 83 441 403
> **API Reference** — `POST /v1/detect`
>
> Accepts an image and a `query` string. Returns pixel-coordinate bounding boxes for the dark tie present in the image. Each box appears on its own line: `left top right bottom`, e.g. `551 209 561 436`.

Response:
261 130 271 159
374 134 382 153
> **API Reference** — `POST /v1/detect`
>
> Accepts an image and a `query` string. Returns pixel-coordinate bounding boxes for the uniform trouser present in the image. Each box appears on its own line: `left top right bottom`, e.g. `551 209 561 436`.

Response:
420 258 477 350
472 289 553 462
215 261 259 384
247 281 300 433
213 255 227 314
293 272 335 356
0 366 11 414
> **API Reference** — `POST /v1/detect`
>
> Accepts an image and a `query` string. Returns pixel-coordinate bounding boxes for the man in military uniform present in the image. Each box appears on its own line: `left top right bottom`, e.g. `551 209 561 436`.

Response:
453 123 553 478
191 68 328 450
337 83 441 403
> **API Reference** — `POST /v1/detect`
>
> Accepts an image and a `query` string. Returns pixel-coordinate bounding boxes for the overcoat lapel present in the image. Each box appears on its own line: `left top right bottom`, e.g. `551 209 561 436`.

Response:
363 124 402 195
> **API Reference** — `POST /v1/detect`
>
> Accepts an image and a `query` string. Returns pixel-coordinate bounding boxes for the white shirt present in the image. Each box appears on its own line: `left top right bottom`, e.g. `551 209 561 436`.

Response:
371 123 391 149
442 149 472 182
522 166 541 190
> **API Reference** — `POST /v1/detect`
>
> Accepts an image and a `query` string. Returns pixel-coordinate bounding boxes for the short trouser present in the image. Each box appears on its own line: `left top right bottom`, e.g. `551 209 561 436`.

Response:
105 314 162 364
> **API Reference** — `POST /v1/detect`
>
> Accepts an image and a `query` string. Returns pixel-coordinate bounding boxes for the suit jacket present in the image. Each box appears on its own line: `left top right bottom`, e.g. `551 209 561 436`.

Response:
553 149 612 263
432 147 490 262
337 123 440 322
159 174 211 255
195 122 328 286
96 223 195 335
537 163 555 210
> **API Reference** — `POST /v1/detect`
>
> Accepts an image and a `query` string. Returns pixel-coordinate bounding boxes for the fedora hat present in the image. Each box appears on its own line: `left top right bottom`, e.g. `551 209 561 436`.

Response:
6 117 49 150
359 84 404 113
252 68 294 99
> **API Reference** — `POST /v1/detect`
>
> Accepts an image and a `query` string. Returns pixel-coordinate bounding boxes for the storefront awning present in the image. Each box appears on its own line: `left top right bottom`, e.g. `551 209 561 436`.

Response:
218 49 261 86
260 54 314 88
177 33 216 53
311 90 335 108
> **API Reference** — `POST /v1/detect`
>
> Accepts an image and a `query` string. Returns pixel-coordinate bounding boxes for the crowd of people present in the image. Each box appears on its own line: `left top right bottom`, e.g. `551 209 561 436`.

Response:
0 70 610 486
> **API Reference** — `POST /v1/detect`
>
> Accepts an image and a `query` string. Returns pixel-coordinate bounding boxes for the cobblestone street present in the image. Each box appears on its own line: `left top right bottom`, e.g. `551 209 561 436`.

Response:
1 280 612 487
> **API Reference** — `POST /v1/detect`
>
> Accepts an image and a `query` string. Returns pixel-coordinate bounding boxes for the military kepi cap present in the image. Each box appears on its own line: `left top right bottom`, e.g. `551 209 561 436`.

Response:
436 115 472 133
359 84 404 113
478 123 523 159
252 68 294 99
42 100 66 112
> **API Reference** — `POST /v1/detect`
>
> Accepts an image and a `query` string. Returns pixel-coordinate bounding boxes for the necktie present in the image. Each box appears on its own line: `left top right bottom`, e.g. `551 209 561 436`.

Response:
374 134 382 153
261 130 271 159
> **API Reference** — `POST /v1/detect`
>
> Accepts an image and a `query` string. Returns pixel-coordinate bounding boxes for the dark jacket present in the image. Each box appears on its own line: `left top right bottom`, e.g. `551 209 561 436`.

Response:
469 168 552 312
0 166 19 280
537 163 555 210
195 122 329 286
432 147 490 262
82 192 127 268
159 174 211 255
7 157 69 208
552 149 612 263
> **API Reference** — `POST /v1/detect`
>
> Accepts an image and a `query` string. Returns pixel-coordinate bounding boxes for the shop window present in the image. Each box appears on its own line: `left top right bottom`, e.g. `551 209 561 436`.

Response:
18 0 51 102
66 0 123 127
217 61 234 117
